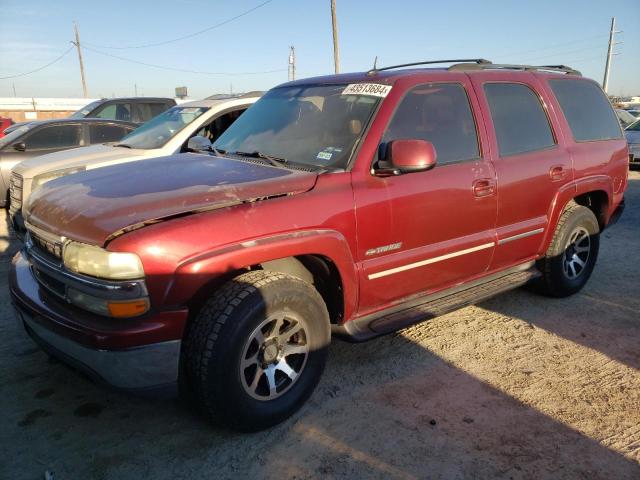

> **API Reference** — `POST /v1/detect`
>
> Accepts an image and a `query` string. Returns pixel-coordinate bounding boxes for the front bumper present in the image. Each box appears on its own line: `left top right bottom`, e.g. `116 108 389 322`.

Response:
10 251 185 395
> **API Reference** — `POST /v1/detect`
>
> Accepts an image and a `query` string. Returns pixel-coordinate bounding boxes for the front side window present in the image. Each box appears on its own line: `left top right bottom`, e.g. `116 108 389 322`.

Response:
484 83 556 156
549 79 622 141
213 84 382 169
24 125 82 150
382 83 480 165
117 106 208 149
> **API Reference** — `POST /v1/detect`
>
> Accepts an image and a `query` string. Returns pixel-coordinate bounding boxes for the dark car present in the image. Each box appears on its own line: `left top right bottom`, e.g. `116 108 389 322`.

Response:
3 97 176 135
0 118 136 206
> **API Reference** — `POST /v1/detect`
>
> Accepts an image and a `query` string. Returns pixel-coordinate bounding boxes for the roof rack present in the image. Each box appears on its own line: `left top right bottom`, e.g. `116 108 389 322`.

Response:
367 59 491 75
448 62 581 76
367 59 581 76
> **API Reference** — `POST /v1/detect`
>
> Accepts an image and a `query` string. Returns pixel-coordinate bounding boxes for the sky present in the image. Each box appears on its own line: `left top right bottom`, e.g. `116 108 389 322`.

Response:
0 0 638 99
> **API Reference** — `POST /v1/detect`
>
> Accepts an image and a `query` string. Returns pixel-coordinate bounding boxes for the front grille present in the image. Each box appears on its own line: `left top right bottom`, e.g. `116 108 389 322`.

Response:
9 172 23 214
30 232 63 260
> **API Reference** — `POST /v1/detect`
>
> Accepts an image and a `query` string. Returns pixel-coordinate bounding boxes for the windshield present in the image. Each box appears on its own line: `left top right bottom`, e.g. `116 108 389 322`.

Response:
626 119 640 132
0 124 33 150
69 100 103 119
213 84 383 169
116 106 209 149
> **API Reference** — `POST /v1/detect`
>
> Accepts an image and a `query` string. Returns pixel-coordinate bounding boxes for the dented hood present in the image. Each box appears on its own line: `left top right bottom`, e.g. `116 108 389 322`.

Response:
26 153 318 246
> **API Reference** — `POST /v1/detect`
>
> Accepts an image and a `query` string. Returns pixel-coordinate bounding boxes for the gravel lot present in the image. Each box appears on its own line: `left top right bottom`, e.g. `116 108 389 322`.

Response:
2 172 639 480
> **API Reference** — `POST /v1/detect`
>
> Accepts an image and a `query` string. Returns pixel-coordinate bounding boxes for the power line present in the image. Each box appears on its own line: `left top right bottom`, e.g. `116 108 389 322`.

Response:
0 46 74 80
83 44 286 76
494 33 609 60
85 0 276 50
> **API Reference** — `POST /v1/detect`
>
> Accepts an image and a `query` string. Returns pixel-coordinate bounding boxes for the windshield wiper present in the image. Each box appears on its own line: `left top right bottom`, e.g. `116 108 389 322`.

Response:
232 150 288 168
113 143 132 149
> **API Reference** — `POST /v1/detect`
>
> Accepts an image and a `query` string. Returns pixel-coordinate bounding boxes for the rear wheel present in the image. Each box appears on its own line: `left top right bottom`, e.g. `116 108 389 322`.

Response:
536 202 600 297
182 270 330 431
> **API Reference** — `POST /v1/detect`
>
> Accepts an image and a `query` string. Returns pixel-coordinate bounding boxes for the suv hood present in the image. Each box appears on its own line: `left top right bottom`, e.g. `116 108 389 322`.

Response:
26 153 318 246
13 144 151 178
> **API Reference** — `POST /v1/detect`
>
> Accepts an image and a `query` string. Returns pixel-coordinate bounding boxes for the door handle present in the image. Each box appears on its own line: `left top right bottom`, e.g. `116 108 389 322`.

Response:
472 179 496 197
549 165 567 181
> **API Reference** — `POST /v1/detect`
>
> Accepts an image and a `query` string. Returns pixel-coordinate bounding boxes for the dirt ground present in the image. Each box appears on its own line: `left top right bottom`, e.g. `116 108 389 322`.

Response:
1 172 639 480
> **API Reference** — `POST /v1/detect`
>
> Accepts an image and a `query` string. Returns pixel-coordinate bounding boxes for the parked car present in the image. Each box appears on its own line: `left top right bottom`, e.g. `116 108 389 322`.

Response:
9 93 260 232
11 60 627 431
0 118 136 207
0 116 14 137
2 97 176 135
625 118 640 168
615 108 637 129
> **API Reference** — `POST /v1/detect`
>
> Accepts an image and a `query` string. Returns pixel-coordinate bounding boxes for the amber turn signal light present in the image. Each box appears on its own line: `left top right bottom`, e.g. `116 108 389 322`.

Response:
107 299 150 318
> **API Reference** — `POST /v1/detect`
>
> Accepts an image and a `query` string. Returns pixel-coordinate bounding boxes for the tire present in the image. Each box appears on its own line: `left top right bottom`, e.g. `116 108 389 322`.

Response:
182 270 330 431
535 202 600 297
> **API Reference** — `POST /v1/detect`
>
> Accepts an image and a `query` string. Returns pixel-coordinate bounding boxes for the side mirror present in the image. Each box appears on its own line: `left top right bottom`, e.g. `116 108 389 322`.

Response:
374 139 437 177
187 135 212 152
12 142 26 152
390 139 437 173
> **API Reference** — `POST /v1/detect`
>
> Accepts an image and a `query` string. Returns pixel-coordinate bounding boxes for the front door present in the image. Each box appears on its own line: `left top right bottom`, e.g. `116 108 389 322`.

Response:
353 79 498 312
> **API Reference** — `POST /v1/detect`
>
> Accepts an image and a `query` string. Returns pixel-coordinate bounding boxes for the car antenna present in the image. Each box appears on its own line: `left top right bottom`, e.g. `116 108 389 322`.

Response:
372 56 378 71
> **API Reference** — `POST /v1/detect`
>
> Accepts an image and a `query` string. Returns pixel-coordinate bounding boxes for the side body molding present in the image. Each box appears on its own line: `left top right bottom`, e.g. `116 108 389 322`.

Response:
163 229 359 321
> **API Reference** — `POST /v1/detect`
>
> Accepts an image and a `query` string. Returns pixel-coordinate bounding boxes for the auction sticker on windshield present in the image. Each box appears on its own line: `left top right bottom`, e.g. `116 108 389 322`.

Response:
342 83 392 97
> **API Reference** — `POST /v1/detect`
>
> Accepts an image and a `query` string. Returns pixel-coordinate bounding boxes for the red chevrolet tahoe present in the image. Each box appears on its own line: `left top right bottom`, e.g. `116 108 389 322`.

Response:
10 59 627 431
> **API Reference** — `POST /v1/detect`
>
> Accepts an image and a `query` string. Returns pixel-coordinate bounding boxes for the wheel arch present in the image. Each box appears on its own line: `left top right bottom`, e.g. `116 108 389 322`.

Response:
541 176 612 253
166 229 358 324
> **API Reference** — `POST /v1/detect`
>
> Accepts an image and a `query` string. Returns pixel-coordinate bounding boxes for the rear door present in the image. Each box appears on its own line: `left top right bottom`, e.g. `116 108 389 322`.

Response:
353 76 498 310
469 72 573 270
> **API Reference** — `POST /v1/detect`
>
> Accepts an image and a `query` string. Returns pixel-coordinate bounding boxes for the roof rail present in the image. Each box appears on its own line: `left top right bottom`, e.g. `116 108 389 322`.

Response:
367 58 491 75
448 62 581 76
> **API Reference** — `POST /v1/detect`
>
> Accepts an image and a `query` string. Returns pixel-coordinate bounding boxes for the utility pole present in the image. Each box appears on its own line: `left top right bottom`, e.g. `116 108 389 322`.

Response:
603 17 622 94
330 0 340 74
134 84 138 96
12 83 17 97
72 22 88 98
288 46 296 81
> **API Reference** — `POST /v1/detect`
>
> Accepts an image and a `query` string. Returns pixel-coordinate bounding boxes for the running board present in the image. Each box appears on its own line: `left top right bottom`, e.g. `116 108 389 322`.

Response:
332 266 540 342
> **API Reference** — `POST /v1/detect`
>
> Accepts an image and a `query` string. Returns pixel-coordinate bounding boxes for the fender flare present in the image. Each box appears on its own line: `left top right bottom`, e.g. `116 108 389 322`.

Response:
540 175 612 253
163 229 359 320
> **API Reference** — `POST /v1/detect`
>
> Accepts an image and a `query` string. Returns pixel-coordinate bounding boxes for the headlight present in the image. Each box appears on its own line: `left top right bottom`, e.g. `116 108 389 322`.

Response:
31 166 86 192
63 241 144 280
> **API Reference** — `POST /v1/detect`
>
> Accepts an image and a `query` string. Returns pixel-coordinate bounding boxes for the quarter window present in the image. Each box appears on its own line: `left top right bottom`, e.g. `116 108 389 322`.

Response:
382 83 480 165
484 83 556 156
549 79 622 142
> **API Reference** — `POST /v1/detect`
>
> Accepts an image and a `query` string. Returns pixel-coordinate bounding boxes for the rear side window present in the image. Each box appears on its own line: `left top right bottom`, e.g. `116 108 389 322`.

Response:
24 125 82 150
89 124 131 143
382 83 480 165
136 102 170 122
549 79 622 141
484 83 555 156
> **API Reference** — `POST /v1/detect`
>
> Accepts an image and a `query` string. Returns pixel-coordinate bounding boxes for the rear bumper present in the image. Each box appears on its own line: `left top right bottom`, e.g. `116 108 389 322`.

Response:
10 251 184 395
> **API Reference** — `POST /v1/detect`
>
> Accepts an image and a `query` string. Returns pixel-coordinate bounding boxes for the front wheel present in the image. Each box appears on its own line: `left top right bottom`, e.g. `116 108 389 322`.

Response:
535 202 600 297
182 270 330 431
